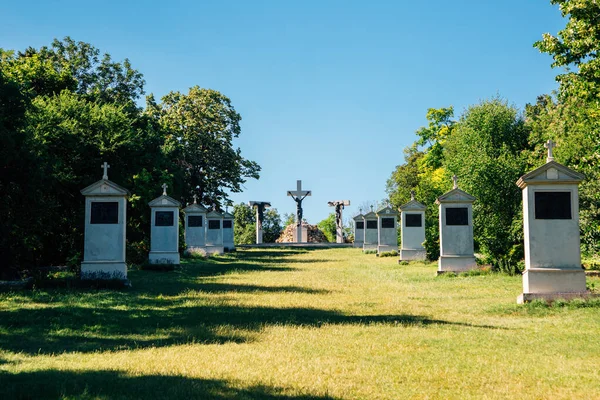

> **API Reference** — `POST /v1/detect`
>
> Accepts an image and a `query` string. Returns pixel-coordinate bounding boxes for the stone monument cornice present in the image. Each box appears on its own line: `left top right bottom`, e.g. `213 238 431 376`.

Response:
516 160 585 189
80 179 130 197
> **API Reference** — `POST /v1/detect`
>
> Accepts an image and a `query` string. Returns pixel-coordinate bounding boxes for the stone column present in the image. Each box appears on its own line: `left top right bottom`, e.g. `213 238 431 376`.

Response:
249 201 271 244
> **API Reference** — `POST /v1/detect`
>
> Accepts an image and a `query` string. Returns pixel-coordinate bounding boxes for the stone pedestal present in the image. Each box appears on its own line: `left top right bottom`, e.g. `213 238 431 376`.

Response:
293 224 308 243
205 210 224 255
436 182 477 274
148 188 181 265
362 210 378 251
80 165 129 280
223 210 235 251
376 205 398 254
516 154 587 303
183 201 207 253
399 196 426 261
353 213 364 248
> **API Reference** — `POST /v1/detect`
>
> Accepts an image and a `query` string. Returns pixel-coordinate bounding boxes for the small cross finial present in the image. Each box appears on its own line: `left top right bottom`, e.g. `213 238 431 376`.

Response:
359 208 362 213
410 190 415 201
544 139 556 163
161 183 168 196
101 162 110 180
370 205 374 212
452 175 458 189
193 194 198 204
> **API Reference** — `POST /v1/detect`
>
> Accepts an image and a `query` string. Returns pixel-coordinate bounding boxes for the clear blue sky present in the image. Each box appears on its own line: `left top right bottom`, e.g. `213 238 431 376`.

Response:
2 1 565 224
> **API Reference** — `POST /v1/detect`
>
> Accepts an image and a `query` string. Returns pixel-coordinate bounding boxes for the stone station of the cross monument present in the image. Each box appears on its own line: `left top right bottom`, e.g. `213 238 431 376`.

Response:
205 209 224 255
183 195 207 253
399 191 427 261
353 210 365 248
80 162 130 280
376 204 399 254
362 207 378 251
148 184 181 265
222 208 235 251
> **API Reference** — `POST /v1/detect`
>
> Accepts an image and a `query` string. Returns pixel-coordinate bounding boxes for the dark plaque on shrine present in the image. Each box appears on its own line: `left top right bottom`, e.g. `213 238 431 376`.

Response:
356 221 364 230
381 218 395 228
366 220 378 229
446 207 468 226
208 220 220 230
188 216 203 227
155 211 174 226
90 202 118 224
405 214 422 227
223 220 232 229
535 192 572 220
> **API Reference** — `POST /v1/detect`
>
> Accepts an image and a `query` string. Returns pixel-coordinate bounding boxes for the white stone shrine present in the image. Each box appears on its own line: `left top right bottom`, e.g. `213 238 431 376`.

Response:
399 191 427 261
436 176 477 273
183 195 207 253
516 140 587 303
362 207 378 251
376 203 399 254
148 184 181 265
353 210 364 248
205 209 224 255
222 208 235 251
80 162 129 280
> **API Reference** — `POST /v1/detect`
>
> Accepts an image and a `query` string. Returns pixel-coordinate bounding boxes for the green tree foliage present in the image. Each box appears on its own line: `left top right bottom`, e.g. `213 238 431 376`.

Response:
262 209 283 243
317 214 336 243
233 203 282 244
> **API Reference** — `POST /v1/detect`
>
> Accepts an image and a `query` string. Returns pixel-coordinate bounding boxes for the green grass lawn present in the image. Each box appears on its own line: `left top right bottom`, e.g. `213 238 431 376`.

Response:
1 248 599 399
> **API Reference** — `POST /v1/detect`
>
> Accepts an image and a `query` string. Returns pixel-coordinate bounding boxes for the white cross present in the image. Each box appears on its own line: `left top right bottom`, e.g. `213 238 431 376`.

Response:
193 194 198 204
162 183 168 196
544 139 556 163
287 180 311 199
101 162 110 180
452 175 458 189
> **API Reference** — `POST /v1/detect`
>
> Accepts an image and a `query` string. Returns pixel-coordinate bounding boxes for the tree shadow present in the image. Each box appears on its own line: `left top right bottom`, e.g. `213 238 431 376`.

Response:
0 369 336 399
187 283 330 294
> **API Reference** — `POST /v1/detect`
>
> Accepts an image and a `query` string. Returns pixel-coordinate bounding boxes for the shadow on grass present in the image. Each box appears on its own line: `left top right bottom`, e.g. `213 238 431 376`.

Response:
0 370 336 400
188 283 330 294
0 302 502 355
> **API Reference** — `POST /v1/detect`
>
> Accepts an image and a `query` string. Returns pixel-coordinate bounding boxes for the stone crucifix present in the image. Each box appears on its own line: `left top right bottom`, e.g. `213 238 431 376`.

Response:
162 183 168 196
452 174 459 189
248 201 271 244
101 162 110 180
328 200 351 243
287 180 311 243
544 139 556 163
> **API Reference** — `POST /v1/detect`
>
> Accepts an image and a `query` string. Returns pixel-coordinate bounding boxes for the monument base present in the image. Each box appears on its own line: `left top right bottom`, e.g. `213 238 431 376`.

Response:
205 245 225 255
517 291 598 304
353 241 364 248
149 251 180 265
81 261 127 280
363 243 378 252
293 226 308 243
437 255 477 274
399 248 426 261
522 268 586 294
377 245 398 254
224 243 235 252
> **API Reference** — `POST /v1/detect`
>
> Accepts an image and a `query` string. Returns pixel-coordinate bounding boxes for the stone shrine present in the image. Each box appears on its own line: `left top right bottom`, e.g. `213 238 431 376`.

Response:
205 209 224 255
353 210 365 248
436 176 477 273
376 203 399 254
222 207 235 251
248 201 271 244
183 195 207 253
80 162 129 280
399 191 426 261
362 206 378 251
516 140 587 303
287 180 311 243
148 184 181 265
328 200 351 243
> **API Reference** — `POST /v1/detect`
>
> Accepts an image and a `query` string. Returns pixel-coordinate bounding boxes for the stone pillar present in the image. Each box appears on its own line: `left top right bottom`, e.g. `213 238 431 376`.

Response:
183 196 207 253
436 176 477 274
328 200 350 243
80 162 130 280
516 140 587 303
362 207 378 252
222 209 235 251
353 211 364 248
205 209 224 255
148 184 181 265
248 201 271 244
399 193 426 261
376 204 399 254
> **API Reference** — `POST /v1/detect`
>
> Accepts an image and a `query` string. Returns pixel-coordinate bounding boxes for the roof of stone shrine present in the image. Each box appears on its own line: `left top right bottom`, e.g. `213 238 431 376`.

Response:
183 202 208 213
516 160 585 189
362 211 377 219
207 210 223 218
222 211 234 219
353 213 364 221
81 179 130 197
399 198 426 211
436 188 476 204
376 206 398 216
148 194 181 207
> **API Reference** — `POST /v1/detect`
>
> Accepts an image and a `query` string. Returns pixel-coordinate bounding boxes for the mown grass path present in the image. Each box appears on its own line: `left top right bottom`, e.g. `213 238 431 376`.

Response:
1 248 599 399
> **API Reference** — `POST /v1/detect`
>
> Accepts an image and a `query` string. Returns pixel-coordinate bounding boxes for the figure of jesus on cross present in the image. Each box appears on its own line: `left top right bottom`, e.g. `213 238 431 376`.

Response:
287 180 311 243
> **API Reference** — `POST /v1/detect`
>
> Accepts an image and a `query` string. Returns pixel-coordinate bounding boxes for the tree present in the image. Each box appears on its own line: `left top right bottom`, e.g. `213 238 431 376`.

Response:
262 208 283 243
233 203 255 245
317 214 336 243
154 87 261 208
